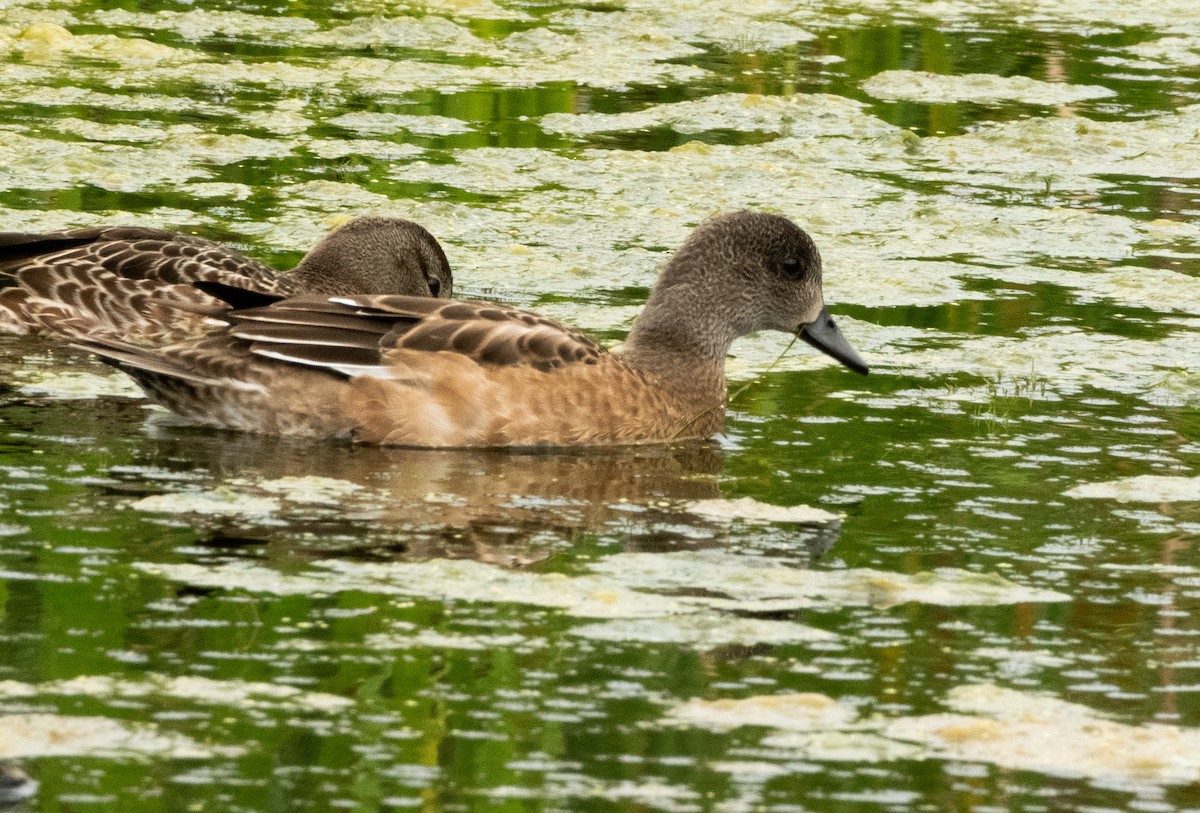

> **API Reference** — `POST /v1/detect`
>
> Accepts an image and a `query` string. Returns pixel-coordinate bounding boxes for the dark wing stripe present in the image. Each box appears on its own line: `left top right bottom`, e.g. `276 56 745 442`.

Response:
232 323 384 350
229 307 396 333
248 343 386 376
192 280 284 310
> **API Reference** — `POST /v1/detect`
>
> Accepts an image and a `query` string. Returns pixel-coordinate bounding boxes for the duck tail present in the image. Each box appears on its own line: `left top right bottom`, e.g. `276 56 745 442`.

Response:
69 334 232 390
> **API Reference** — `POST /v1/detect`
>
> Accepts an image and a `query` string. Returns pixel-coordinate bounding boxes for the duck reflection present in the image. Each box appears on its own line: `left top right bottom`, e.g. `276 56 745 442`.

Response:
134 425 840 568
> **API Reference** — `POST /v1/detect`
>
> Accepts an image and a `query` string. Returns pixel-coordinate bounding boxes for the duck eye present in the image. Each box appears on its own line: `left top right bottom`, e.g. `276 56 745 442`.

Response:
427 277 441 297
782 257 801 277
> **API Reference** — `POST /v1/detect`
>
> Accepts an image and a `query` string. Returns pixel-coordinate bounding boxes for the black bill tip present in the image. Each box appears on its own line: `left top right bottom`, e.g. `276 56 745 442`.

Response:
798 307 869 375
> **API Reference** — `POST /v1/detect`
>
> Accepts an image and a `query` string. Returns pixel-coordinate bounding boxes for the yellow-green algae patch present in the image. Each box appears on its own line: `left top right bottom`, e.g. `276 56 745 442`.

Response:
328 111 474 136
0 714 228 759
556 4 813 52
49 117 172 144
303 15 487 54
0 206 207 234
884 327 1200 406
93 8 320 42
886 684 1200 787
541 93 892 138
11 21 183 65
305 138 424 161
588 551 1070 610
667 692 858 731
134 558 701 620
255 476 365 505
135 549 1063 640
335 0 531 20
0 127 290 193
130 476 372 516
181 181 254 200
1065 475 1200 502
130 489 281 517
0 674 352 713
613 0 1200 37
14 369 143 400
365 630 539 651
862 70 1116 105
1122 36 1200 67
0 83 226 115
923 106 1200 185
570 613 834 646
686 497 841 525
666 684 1200 786
666 692 924 762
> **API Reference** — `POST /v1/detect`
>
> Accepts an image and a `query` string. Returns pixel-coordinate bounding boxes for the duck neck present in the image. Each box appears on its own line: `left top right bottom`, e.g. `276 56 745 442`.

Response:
620 278 736 409
287 254 354 295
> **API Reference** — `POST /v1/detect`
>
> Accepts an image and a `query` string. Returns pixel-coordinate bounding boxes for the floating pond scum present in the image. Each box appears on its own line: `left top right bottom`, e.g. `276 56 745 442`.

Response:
0 0 1199 810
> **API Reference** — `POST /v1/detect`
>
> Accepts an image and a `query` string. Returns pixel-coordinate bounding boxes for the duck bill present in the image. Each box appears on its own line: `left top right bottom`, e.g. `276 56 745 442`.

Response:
798 307 869 375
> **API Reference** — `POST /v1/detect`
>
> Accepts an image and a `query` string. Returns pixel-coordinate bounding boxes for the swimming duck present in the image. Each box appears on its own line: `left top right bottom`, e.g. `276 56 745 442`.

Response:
0 216 453 344
72 211 868 447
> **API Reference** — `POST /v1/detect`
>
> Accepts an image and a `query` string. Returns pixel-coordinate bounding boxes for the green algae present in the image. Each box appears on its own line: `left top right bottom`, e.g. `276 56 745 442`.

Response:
133 550 1063 646
588 551 1070 609
686 497 840 524
671 684 1200 788
14 368 142 400
0 714 224 759
570 614 834 646
887 685 1200 788
541 93 891 138
862 70 1117 105
0 674 352 713
1066 474 1200 502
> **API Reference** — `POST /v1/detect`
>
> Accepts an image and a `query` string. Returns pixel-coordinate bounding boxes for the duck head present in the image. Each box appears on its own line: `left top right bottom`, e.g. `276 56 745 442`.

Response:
648 211 869 374
293 216 453 299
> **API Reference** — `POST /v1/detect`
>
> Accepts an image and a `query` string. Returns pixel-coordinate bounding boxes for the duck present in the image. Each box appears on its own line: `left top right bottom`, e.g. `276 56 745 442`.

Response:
69 211 868 447
0 216 453 345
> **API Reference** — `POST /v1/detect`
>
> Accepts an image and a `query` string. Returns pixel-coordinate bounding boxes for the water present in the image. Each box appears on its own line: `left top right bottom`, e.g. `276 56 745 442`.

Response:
1 0 1199 810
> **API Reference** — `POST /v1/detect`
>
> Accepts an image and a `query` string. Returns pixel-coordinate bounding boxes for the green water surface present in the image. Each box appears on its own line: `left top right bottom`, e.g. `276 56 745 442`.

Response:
1 0 1199 811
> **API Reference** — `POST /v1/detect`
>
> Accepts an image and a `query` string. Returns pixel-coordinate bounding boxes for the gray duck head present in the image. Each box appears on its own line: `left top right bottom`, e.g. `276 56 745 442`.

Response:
290 216 453 298
628 211 868 374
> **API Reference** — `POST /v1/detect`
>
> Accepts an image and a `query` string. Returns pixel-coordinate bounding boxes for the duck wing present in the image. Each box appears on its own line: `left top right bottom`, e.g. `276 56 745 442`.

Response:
0 226 283 291
0 228 288 342
220 294 608 378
